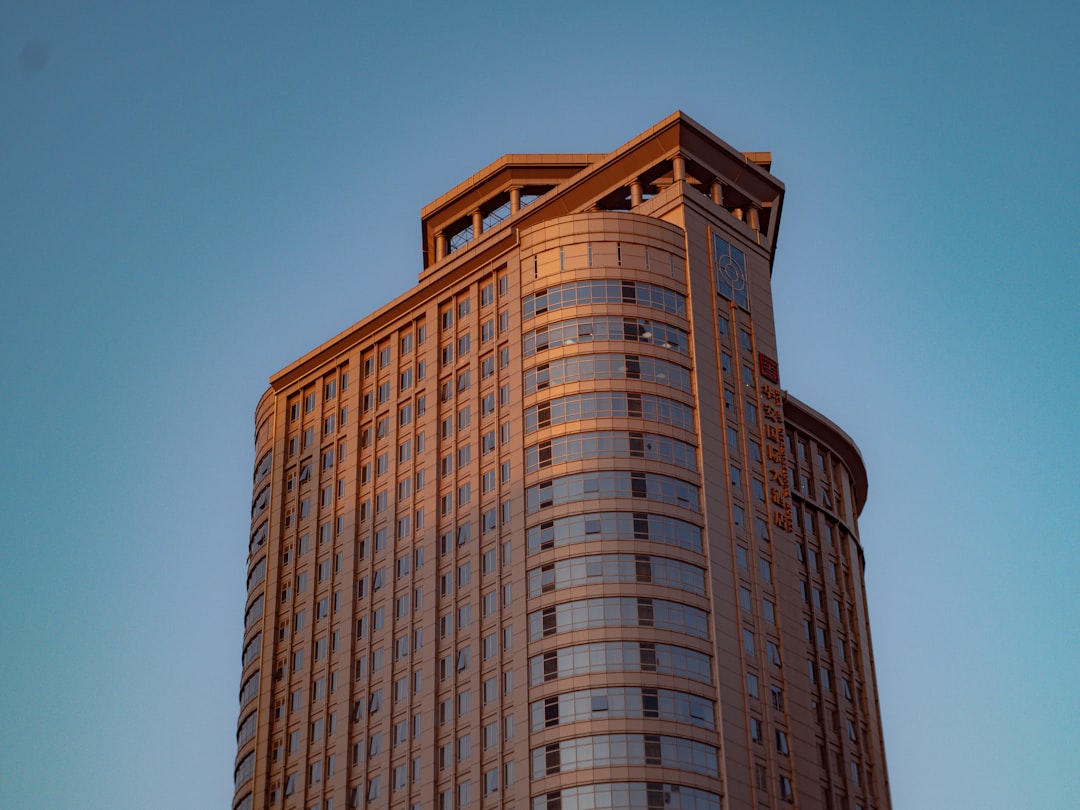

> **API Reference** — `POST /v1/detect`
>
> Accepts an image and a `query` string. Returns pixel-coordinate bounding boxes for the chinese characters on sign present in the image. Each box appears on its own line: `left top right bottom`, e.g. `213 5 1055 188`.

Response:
761 384 793 532
758 353 779 384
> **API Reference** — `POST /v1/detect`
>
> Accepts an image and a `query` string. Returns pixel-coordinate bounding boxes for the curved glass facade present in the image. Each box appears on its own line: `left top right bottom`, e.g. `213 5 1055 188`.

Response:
523 279 687 320
527 512 702 555
525 391 695 434
529 640 713 685
530 686 715 731
524 354 692 395
526 471 699 514
526 430 697 473
238 671 259 707
523 315 689 356
531 733 718 778
237 710 258 746
528 553 706 597
528 597 709 641
531 783 721 810
234 751 255 789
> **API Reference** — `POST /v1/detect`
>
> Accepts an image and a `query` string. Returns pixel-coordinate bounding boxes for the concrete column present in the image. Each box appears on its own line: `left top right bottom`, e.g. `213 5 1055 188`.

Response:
711 180 724 206
630 181 643 207
672 155 686 182
472 209 483 238
746 204 760 232
510 187 521 212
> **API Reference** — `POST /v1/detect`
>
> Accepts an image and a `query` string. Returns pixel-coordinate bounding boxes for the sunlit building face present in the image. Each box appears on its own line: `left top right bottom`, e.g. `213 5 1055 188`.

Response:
235 112 891 810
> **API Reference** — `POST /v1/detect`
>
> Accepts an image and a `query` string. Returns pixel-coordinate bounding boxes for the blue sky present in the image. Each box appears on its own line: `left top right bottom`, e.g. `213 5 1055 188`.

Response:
1 2 1077 808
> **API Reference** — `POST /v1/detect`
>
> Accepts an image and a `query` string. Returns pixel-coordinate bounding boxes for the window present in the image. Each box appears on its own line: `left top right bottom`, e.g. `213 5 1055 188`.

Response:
780 775 793 801
747 673 759 698
767 641 782 666
776 729 789 755
750 716 763 743
739 587 752 612
743 628 755 654
484 768 499 796
713 233 750 309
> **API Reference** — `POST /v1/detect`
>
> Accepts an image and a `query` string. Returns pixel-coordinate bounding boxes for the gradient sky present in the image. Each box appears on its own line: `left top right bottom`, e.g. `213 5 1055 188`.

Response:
1 2 1077 808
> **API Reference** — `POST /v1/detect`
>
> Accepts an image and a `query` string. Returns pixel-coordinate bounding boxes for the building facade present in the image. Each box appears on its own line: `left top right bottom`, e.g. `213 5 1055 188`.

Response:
234 112 891 810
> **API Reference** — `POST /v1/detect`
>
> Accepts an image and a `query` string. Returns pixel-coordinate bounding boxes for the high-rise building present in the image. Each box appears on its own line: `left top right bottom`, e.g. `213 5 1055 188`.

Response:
235 112 891 810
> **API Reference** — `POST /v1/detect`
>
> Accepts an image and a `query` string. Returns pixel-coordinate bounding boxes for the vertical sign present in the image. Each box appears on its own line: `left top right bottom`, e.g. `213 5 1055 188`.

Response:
761 383 793 532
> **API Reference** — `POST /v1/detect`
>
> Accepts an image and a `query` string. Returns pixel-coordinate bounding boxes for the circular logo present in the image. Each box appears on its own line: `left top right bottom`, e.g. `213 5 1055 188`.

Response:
717 254 747 291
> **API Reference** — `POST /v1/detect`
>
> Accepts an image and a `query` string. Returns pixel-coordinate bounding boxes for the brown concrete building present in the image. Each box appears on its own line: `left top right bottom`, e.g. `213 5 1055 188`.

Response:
234 112 891 810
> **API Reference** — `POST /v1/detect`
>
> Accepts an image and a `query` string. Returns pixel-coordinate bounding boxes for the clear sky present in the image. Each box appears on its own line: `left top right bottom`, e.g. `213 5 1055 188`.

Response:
1 2 1077 808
